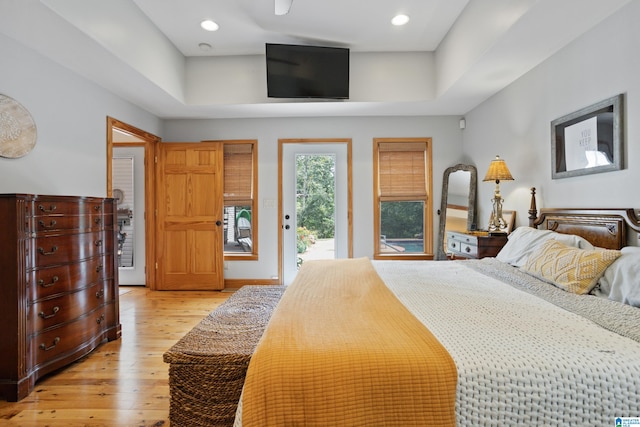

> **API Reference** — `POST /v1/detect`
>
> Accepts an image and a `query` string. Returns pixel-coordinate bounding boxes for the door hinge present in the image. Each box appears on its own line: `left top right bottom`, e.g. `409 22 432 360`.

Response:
155 262 158 270
155 156 158 163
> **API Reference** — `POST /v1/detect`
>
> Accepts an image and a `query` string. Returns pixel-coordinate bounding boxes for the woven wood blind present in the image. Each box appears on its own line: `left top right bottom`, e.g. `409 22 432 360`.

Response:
378 142 427 200
224 144 253 204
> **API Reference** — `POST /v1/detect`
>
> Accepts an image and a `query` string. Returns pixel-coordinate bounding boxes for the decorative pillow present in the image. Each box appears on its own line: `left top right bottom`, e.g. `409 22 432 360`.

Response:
522 239 621 295
597 246 640 307
496 226 595 267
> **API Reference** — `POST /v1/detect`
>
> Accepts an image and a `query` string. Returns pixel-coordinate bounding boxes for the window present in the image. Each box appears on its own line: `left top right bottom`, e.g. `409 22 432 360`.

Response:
223 140 258 259
373 138 433 259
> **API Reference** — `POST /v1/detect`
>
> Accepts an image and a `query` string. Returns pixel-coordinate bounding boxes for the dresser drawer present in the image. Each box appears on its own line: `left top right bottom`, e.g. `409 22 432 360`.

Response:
32 215 106 234
446 238 461 254
447 231 477 244
101 212 114 228
459 242 478 257
33 199 105 216
102 227 115 255
32 307 107 368
32 231 106 266
30 281 107 333
29 255 112 301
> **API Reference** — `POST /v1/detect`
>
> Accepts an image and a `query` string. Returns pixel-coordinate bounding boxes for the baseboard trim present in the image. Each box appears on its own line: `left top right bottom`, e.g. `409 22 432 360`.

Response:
224 278 281 288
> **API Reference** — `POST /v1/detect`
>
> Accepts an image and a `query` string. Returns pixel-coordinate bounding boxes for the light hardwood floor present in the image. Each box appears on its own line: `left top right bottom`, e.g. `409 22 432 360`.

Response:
0 287 232 426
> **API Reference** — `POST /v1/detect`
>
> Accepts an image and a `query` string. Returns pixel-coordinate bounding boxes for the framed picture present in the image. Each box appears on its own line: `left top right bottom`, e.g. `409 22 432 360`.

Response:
488 210 516 234
551 94 624 179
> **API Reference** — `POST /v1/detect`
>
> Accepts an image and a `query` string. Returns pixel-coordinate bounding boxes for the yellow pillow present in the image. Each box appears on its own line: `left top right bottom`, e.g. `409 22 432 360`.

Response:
523 239 621 295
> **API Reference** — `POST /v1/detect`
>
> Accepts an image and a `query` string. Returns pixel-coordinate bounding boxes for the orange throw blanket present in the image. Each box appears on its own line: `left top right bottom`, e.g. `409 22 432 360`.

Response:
242 257 457 426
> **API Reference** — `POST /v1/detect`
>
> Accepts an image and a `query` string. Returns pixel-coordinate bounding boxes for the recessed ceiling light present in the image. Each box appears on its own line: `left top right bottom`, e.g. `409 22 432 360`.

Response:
199 43 212 51
391 14 410 26
200 20 219 31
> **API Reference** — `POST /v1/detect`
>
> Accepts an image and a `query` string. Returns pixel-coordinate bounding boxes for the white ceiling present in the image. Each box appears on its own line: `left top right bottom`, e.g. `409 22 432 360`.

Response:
131 0 469 56
0 0 631 119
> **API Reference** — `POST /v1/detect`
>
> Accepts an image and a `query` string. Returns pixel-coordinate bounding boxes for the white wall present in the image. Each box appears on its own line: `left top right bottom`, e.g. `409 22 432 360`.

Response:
0 28 463 283
163 116 463 279
3 0 638 281
462 1 640 230
186 52 435 106
7 0 637 281
0 33 161 197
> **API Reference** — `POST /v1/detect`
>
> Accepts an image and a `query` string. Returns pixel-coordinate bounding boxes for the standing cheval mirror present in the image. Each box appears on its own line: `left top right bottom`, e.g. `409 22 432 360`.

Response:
435 164 477 260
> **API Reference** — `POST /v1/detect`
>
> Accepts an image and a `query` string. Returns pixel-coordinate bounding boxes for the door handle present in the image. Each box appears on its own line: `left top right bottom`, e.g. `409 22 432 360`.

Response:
215 220 222 226
284 225 290 230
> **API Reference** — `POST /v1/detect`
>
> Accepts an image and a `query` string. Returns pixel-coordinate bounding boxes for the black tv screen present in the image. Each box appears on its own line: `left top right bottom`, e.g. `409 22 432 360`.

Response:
266 43 349 99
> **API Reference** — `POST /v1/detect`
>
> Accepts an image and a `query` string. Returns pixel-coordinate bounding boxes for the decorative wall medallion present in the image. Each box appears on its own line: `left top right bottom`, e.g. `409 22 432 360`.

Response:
0 94 37 158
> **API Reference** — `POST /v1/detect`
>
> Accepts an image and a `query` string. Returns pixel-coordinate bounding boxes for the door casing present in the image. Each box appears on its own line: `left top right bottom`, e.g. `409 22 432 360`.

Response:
106 117 159 289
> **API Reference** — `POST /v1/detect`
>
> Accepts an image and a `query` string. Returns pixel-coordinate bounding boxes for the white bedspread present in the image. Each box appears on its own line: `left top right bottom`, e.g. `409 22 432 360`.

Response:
373 259 640 426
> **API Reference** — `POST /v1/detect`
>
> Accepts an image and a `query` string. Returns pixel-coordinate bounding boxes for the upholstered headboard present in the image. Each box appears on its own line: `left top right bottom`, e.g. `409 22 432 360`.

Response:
527 187 640 250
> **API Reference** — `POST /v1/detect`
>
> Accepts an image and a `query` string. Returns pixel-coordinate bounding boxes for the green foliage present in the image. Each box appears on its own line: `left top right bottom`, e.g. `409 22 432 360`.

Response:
380 201 424 239
296 154 335 238
296 226 314 254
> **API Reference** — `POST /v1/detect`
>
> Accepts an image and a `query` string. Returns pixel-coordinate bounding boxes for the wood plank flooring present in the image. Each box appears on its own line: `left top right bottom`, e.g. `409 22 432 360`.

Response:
0 287 232 426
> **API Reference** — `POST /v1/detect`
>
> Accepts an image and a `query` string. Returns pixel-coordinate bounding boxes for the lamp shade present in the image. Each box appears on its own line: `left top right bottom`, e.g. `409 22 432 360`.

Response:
483 155 514 182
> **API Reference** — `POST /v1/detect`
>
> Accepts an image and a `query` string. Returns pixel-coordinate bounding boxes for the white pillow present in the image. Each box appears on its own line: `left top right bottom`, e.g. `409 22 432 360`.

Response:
496 226 594 267
597 246 640 307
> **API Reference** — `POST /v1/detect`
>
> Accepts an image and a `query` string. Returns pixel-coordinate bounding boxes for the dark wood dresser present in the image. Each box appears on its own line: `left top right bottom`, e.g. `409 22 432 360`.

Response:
0 194 121 401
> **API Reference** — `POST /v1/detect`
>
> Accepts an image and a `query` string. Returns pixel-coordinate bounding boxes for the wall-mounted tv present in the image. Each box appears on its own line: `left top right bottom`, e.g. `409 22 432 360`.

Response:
266 43 349 99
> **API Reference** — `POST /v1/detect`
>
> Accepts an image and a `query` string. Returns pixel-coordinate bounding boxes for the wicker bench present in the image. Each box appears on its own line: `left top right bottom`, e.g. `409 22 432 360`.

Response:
163 285 285 427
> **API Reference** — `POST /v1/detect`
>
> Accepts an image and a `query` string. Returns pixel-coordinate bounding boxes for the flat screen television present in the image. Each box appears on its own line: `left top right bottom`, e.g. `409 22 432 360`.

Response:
266 43 349 99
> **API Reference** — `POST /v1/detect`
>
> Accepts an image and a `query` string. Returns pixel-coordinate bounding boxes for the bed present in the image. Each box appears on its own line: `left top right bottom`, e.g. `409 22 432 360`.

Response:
166 191 640 426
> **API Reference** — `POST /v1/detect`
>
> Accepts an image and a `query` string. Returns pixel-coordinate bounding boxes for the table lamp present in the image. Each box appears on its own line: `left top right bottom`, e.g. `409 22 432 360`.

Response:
483 155 514 233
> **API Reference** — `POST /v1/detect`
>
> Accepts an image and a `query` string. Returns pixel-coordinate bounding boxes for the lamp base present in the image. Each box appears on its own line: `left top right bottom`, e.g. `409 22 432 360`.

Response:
488 181 508 233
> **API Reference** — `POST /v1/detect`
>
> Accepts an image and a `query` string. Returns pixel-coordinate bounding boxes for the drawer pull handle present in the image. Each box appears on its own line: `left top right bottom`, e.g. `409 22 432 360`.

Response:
94 217 102 224
38 276 59 288
451 243 457 249
38 246 58 256
96 264 104 273
39 306 60 319
38 204 57 213
38 220 57 229
96 314 105 324
95 240 103 247
94 205 102 211
96 289 105 299
39 337 60 351
465 246 471 253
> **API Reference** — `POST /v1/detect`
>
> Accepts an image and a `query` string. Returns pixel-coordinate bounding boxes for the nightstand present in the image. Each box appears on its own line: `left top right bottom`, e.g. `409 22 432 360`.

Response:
446 231 508 259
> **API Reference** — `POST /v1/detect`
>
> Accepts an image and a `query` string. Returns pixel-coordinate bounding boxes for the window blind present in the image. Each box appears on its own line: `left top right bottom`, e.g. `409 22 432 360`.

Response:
377 142 427 200
224 144 253 204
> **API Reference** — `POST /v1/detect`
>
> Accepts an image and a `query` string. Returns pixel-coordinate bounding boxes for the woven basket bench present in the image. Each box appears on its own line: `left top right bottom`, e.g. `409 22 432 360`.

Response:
163 285 285 427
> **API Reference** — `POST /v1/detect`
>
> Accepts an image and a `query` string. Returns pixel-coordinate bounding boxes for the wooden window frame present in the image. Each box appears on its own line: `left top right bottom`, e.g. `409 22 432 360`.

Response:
205 139 258 260
373 138 433 260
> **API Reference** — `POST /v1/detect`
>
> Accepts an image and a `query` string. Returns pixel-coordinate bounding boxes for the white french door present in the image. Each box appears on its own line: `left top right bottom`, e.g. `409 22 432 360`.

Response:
281 142 350 285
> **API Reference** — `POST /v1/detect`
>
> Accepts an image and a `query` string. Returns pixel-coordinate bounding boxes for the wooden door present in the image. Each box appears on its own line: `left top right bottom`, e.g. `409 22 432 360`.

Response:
156 142 224 290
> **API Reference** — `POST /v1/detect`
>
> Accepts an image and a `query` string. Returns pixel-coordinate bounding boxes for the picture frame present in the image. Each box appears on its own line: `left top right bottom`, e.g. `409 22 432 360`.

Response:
488 210 515 234
551 94 624 179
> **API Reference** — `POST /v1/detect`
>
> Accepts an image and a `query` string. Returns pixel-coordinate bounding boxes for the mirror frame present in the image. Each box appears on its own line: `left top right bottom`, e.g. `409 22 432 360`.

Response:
435 164 477 260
